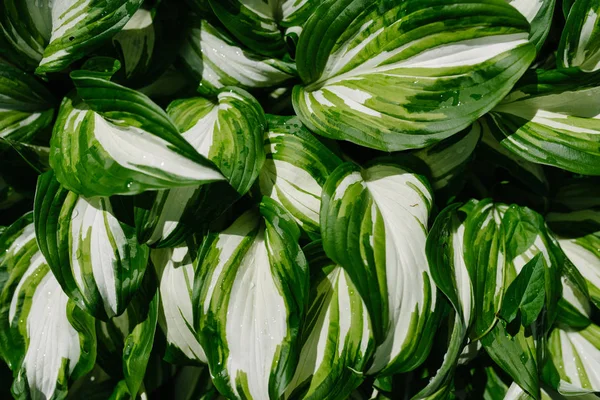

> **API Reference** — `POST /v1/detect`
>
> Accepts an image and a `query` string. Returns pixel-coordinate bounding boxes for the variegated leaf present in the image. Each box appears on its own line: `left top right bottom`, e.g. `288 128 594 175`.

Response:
50 62 225 197
293 0 536 151
321 159 440 375
415 203 475 398
285 241 374 399
0 61 54 143
558 0 600 72
547 210 600 311
96 271 159 398
485 69 600 175
151 246 207 365
0 213 96 399
548 323 600 395
180 19 296 97
111 8 156 80
208 0 319 57
506 0 556 51
135 88 265 247
0 0 144 74
412 122 481 192
34 170 149 320
194 197 309 400
259 115 342 239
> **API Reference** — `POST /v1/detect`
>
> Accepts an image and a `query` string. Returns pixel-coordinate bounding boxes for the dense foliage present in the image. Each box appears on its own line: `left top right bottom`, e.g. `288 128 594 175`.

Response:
1 0 599 399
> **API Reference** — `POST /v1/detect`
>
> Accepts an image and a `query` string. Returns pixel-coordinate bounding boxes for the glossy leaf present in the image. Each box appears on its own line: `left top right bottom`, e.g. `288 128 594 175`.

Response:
293 0 536 151
506 0 556 51
194 197 309 400
34 171 148 320
0 0 144 74
0 61 54 143
180 19 296 97
151 246 207 365
0 213 96 399
135 88 265 247
484 69 600 175
50 65 225 197
285 241 374 399
208 0 318 57
558 0 600 72
321 159 439 375
259 115 342 239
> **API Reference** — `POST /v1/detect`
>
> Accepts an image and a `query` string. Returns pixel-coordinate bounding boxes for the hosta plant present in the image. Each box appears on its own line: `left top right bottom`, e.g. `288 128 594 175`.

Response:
1 0 600 399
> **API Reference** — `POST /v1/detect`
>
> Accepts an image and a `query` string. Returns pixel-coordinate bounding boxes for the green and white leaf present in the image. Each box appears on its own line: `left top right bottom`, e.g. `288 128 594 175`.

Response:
321 159 439 375
558 0 600 72
168 88 266 195
506 0 556 51
96 272 159 398
180 19 296 97
0 213 96 399
413 122 481 192
259 115 342 239
548 211 600 311
415 203 475 398
285 241 374 399
135 88 265 247
151 246 207 365
0 61 54 143
194 197 308 400
0 0 144 74
485 69 600 175
50 66 225 197
111 8 156 80
208 0 319 57
293 0 536 151
34 171 149 319
548 323 600 394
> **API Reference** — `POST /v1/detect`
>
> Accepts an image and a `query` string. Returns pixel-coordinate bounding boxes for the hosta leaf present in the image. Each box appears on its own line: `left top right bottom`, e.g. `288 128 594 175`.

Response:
34 171 149 320
321 159 440 375
416 203 475 397
50 65 225 197
506 0 556 51
285 241 374 399
194 197 309 400
0 0 144 74
168 88 266 195
180 19 297 97
208 0 318 57
96 272 159 397
151 246 207 365
111 8 157 80
0 213 96 399
412 122 481 193
259 115 342 239
558 0 600 72
547 211 600 311
135 88 265 247
293 0 536 151
0 62 54 143
551 177 600 212
548 323 600 394
484 68 600 175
